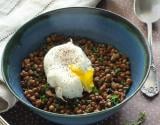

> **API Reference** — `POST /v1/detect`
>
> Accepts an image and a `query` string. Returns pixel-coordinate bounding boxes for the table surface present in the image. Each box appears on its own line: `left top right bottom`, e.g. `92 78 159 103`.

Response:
2 0 160 125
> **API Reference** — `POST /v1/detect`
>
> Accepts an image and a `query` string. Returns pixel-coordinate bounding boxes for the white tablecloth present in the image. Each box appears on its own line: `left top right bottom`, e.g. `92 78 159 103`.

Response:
0 0 101 113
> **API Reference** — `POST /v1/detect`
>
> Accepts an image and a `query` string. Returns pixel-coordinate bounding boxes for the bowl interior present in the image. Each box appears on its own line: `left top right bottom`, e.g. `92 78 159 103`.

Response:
2 8 149 113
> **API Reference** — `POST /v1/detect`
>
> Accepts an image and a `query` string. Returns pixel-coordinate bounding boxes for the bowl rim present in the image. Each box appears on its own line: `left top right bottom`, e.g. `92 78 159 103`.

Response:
1 7 151 118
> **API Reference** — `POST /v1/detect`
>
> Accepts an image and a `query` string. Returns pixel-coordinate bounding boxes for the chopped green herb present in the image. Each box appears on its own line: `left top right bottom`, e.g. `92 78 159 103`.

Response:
92 86 99 93
92 47 98 53
120 81 126 85
125 112 146 125
99 57 104 62
114 68 121 75
44 83 49 90
136 112 146 125
110 94 120 105
40 95 47 102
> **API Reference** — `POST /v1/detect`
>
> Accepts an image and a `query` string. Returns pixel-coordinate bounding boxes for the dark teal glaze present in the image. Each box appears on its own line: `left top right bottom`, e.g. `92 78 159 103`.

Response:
1 7 151 125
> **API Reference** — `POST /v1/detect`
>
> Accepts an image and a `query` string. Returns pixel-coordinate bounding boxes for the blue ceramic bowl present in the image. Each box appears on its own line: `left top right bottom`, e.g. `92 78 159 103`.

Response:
2 7 150 125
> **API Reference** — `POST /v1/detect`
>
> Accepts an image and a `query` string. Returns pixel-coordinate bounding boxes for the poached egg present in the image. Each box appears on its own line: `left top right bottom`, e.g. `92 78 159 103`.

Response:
44 39 94 99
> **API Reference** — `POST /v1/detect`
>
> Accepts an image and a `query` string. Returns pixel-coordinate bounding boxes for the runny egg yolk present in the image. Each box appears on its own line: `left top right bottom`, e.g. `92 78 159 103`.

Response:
69 64 94 92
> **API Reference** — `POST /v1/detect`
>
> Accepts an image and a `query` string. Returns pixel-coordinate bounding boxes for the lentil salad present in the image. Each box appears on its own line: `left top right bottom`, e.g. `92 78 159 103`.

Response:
20 34 132 114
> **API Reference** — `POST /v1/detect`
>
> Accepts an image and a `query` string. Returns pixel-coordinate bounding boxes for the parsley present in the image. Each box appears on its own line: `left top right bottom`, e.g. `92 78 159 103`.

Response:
125 112 146 125
92 86 99 93
40 95 47 102
110 94 120 105
44 83 49 90
99 57 104 62
120 81 126 85
92 47 98 53
114 68 121 75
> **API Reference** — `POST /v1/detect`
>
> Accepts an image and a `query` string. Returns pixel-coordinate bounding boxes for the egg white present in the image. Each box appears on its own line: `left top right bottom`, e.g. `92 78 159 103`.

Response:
44 40 92 99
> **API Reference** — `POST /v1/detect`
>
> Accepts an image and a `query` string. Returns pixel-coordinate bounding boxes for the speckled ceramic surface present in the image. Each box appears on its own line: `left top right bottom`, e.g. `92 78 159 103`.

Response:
2 0 160 125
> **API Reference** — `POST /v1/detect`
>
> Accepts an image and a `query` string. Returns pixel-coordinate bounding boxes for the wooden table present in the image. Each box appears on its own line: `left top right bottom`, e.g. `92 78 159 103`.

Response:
2 0 160 125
